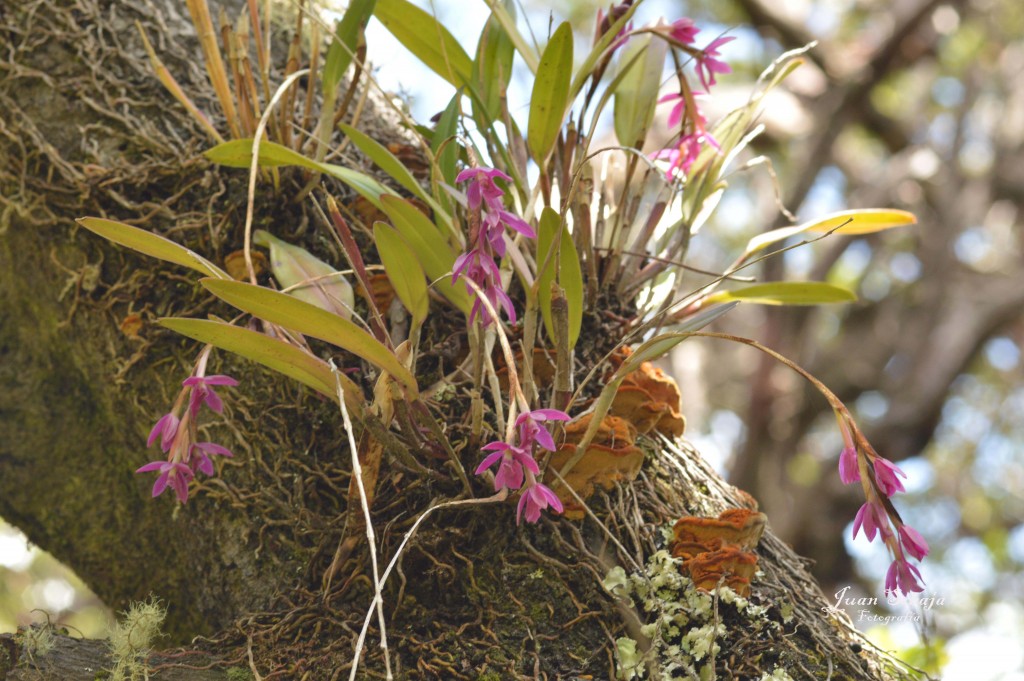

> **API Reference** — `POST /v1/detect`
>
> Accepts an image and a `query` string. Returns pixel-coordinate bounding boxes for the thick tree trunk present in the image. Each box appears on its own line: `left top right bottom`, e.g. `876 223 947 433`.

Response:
0 0 916 678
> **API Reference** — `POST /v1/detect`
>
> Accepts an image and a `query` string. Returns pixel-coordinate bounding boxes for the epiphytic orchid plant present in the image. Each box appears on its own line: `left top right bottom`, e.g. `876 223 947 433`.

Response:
77 0 926 600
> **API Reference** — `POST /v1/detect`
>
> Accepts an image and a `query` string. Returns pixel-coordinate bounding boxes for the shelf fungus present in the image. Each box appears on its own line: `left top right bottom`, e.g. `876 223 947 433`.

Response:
546 413 644 519
608 347 686 437
671 508 767 596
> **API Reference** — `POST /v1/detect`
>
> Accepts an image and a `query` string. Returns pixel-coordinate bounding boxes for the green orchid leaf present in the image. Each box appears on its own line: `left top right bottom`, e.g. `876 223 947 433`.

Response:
537 208 583 349
613 33 667 148
473 3 516 128
252 230 354 319
703 282 857 306
373 222 429 324
338 123 428 202
527 22 573 164
76 217 229 280
379 195 471 314
481 0 538 73
619 303 740 375
323 0 375 96
570 2 641 100
158 318 364 416
372 0 473 88
204 139 395 210
201 278 418 395
433 93 462 187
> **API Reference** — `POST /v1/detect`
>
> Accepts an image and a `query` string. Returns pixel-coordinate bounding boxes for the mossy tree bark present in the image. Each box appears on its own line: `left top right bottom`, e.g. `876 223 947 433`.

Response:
0 0 917 678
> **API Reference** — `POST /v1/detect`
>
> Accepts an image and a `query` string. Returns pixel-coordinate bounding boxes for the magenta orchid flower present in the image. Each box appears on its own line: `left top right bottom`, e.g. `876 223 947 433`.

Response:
668 18 699 45
838 446 860 484
147 412 180 453
696 36 734 90
898 525 930 561
516 409 571 452
136 460 194 504
456 167 512 214
189 442 234 476
885 557 925 595
476 441 539 491
873 458 907 496
852 499 891 542
183 374 238 415
517 483 564 525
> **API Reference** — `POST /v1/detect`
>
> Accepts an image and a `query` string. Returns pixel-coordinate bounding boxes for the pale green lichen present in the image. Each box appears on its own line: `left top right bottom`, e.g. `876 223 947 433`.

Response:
16 623 55 663
106 597 166 681
759 668 795 681
603 527 787 679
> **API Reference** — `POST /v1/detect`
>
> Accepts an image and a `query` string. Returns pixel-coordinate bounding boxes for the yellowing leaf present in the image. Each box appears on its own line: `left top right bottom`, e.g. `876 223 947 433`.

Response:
703 282 857 306
742 209 917 258
527 23 573 163
373 222 429 323
76 217 229 280
803 209 918 236
201 279 418 395
253 230 354 319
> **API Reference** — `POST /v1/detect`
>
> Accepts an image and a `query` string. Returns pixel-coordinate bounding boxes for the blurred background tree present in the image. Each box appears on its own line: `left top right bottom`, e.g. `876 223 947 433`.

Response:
3 0 1022 677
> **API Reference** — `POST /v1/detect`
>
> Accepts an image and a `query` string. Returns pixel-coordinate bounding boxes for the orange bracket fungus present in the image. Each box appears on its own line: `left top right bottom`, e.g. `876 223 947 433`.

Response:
671 508 767 596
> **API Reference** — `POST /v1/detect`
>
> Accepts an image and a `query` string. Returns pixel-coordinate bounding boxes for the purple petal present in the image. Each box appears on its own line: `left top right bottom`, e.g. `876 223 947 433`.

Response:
201 375 238 386
899 525 929 561
537 483 563 513
499 211 536 239
202 389 224 414
194 442 233 458
529 409 571 422
194 453 214 476
516 491 529 525
838 446 860 485
475 449 506 475
136 460 168 474
151 473 170 498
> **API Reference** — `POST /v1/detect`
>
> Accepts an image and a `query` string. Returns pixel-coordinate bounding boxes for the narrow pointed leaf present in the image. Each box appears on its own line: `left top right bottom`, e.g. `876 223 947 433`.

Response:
201 279 418 395
481 0 538 73
537 208 583 348
527 22 573 163
76 217 229 279
433 93 462 187
253 230 354 318
743 209 918 258
323 0 375 96
613 34 666 148
473 4 516 128
339 123 427 202
703 282 857 306
570 2 641 100
379 196 471 313
204 139 395 209
372 0 473 88
373 222 429 323
159 318 364 416
619 303 741 375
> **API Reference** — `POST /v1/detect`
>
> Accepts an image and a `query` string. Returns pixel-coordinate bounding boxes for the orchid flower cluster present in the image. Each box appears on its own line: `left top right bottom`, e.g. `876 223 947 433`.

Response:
451 169 570 524
136 347 236 504
452 167 535 325
836 410 929 595
475 409 571 524
645 17 734 179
